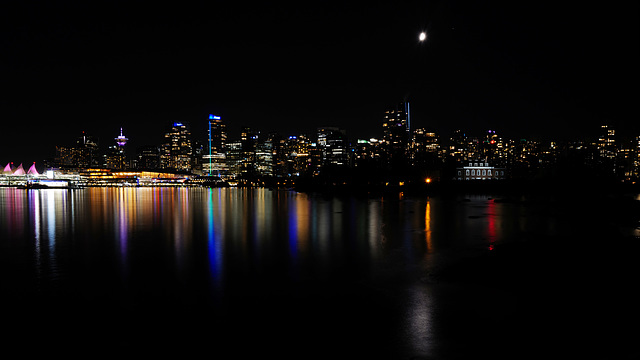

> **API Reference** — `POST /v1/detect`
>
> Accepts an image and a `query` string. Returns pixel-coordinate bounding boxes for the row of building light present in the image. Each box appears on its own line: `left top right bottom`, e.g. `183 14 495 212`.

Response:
51 105 640 182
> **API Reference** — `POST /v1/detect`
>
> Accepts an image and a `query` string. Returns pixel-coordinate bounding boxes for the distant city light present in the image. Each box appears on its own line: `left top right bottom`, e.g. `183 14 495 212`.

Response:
209 115 221 120
419 32 427 42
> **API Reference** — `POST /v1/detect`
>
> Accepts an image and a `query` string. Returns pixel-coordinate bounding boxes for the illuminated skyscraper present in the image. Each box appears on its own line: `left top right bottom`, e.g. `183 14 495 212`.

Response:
204 115 227 176
382 102 411 168
208 115 226 154
161 122 193 172
54 131 99 168
598 125 616 160
317 127 347 167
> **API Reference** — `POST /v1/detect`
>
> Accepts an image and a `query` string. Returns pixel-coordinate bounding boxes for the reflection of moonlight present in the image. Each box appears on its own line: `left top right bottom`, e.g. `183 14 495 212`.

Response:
419 32 427 41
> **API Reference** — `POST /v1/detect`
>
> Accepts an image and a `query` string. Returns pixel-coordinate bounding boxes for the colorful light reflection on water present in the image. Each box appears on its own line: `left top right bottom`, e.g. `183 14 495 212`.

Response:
3 187 632 357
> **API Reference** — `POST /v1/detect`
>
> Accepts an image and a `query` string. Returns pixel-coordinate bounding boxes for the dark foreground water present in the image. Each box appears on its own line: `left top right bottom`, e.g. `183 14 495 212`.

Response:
1 187 637 358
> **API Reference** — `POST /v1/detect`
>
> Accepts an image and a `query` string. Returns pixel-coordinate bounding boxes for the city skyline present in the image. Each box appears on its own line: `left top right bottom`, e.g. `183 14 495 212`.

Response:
2 2 638 167
15 109 635 186
2 107 639 177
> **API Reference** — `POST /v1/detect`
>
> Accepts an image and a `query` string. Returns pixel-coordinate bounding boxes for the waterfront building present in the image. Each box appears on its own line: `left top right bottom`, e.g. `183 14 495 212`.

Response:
455 160 506 181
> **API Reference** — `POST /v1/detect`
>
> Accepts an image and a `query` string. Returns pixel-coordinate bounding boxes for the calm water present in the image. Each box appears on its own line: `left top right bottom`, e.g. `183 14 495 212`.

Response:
1 187 636 358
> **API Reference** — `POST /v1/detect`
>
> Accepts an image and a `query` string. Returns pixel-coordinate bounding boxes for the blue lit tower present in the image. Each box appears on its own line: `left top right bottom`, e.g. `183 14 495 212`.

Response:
208 115 226 154
206 114 226 176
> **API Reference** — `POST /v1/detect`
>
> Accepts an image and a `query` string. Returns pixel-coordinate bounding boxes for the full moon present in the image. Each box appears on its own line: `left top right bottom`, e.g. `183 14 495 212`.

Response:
419 32 427 41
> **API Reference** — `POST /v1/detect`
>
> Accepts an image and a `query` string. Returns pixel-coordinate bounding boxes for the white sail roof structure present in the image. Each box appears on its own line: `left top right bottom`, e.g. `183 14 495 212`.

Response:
13 163 26 176
3 163 12 174
27 163 39 176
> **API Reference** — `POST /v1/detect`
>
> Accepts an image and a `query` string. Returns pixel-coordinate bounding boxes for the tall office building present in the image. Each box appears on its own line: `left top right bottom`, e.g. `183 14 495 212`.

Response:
410 128 440 167
137 145 160 170
204 115 227 176
255 137 274 177
382 102 411 167
598 125 616 160
54 131 99 168
161 122 193 172
382 102 410 136
208 115 226 154
317 127 347 167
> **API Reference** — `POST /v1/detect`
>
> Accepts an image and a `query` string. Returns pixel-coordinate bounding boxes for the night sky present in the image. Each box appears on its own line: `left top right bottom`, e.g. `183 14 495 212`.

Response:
1 1 638 168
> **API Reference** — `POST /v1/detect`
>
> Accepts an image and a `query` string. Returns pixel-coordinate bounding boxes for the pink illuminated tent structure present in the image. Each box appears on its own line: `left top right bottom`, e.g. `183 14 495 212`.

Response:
13 164 26 176
3 163 13 175
27 163 39 176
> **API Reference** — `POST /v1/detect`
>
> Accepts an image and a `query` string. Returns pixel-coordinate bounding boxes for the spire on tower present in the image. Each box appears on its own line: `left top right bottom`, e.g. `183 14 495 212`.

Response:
115 127 129 147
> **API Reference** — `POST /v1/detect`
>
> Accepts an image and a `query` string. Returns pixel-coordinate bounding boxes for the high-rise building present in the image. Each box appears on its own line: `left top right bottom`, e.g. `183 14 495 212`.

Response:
382 102 411 168
204 115 227 176
598 125 616 160
382 102 410 136
410 128 440 168
255 137 274 177
239 126 257 177
285 134 311 175
317 127 347 167
137 145 160 170
208 114 226 154
54 131 99 168
224 140 243 178
161 122 193 172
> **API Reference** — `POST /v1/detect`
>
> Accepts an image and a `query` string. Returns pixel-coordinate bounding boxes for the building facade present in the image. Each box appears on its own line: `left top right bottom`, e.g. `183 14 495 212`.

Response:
160 122 193 172
455 160 506 181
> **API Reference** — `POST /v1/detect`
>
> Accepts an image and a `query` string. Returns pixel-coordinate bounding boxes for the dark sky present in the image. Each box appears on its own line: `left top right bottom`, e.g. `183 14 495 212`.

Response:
1 1 638 167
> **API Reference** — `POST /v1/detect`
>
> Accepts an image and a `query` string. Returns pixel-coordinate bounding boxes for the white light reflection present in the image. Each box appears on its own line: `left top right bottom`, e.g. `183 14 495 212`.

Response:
368 200 382 260
33 190 41 278
404 283 436 356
